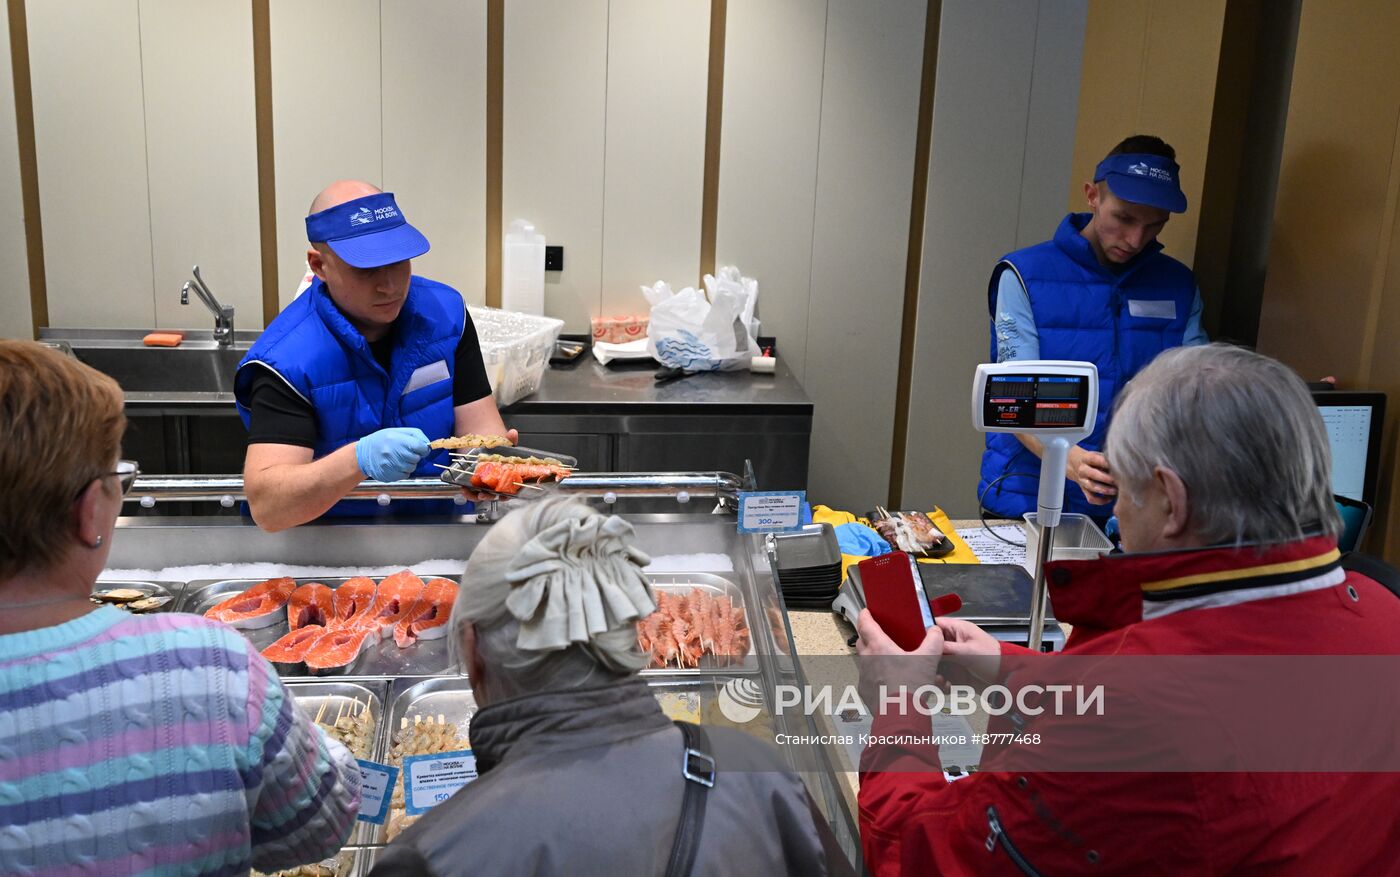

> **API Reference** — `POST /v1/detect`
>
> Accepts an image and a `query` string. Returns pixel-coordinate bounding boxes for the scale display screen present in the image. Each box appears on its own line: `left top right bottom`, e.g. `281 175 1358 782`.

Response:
983 375 1090 430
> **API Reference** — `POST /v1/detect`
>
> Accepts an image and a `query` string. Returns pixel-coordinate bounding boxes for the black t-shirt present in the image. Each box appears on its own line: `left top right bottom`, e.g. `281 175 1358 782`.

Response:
245 316 494 448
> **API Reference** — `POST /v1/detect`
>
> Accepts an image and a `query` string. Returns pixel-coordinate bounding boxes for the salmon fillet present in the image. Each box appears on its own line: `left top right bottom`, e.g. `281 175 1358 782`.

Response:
261 623 327 664
203 577 295 629
287 582 335 630
393 577 459 648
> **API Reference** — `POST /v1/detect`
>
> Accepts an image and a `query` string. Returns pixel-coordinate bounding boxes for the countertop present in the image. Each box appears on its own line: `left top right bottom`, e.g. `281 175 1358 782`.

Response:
504 356 813 415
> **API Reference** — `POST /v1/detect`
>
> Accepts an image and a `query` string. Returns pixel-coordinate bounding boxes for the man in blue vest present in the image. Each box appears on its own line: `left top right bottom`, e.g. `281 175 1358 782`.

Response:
235 180 513 531
978 135 1208 522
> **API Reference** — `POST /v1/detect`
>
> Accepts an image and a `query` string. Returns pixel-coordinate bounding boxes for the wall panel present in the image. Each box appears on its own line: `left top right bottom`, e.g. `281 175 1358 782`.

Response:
1069 0 1226 267
714 0 826 381
269 0 381 308
805 0 925 511
901 0 1086 517
502 0 608 330
28 0 153 328
383 0 487 305
140 0 261 330
0 4 31 338
1255 0 1400 559
599 0 710 317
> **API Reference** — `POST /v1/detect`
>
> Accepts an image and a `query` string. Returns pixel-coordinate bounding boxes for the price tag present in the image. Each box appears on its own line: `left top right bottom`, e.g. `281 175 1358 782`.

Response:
355 759 398 825
737 490 806 534
401 749 478 815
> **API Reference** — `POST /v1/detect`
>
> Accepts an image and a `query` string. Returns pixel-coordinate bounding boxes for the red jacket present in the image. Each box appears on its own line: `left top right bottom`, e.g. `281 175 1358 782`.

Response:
859 537 1400 875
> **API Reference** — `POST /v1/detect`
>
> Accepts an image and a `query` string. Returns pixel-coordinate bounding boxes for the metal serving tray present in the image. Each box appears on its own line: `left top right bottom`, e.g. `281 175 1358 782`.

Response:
282 679 388 762
282 680 388 851
180 577 455 678
771 523 842 570
647 676 776 741
91 579 184 612
642 572 758 675
378 677 478 845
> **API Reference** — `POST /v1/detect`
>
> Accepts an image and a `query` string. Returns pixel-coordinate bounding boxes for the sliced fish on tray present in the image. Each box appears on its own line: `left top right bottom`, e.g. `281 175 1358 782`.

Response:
304 626 380 673
288 583 335 630
204 577 296 629
262 624 329 664
361 571 426 637
394 578 458 648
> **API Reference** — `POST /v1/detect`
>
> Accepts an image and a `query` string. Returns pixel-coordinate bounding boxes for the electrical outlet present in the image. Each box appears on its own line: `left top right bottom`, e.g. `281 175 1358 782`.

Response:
544 245 564 271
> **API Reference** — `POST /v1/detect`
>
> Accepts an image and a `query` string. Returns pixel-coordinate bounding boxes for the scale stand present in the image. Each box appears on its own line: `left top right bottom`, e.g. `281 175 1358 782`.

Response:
972 362 1098 651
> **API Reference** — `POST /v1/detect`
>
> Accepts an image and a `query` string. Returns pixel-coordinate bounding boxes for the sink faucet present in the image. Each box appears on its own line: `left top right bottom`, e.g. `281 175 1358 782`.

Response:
180 265 235 347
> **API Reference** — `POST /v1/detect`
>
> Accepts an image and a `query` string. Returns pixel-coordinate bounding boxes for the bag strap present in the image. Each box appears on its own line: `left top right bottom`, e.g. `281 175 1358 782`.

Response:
665 721 716 877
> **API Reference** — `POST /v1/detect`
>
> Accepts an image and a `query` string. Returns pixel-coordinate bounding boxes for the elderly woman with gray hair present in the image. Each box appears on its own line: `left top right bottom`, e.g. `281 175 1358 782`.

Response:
369 499 854 877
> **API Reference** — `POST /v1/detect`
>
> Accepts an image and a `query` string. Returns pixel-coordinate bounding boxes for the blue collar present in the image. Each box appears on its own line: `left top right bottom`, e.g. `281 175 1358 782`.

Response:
1053 213 1164 279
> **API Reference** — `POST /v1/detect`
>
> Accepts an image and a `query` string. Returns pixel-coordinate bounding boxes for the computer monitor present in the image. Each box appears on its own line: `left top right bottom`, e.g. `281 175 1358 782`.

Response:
1312 391 1385 507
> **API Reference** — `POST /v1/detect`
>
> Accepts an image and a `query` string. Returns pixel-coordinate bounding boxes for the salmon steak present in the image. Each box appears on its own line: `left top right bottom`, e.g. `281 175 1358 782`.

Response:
393 577 459 648
287 583 335 630
360 570 426 637
261 624 327 664
330 577 378 628
303 625 379 672
203 577 295 629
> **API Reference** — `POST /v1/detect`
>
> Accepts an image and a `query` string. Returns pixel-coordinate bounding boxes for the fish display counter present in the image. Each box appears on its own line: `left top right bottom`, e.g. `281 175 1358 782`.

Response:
100 494 860 871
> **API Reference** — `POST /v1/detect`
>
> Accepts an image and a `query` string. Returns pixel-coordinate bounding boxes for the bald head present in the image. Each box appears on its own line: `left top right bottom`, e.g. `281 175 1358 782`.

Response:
309 180 382 216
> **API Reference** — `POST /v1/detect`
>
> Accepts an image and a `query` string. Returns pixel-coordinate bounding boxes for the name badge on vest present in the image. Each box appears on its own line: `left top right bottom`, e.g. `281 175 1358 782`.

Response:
403 359 450 395
1127 299 1177 320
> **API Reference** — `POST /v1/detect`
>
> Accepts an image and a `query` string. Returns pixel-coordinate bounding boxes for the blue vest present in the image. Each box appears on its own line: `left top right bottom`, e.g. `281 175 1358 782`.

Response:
235 276 466 517
978 213 1196 519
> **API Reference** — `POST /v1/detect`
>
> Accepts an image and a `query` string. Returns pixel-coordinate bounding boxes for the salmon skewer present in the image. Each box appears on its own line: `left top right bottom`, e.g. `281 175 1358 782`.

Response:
204 577 295 629
393 577 459 648
287 582 335 630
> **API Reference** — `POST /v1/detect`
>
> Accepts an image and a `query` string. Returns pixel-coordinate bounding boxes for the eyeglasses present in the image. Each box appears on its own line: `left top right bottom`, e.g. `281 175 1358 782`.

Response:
102 460 141 496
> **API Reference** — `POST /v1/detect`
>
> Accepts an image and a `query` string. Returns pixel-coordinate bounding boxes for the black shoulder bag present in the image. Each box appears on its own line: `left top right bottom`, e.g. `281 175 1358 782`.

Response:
665 721 716 877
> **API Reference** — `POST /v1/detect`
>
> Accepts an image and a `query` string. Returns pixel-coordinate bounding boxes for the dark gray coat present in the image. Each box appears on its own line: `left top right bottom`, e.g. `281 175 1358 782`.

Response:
368 678 855 877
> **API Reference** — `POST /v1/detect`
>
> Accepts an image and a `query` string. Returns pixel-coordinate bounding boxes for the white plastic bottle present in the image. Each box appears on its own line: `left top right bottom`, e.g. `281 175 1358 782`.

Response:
501 219 546 315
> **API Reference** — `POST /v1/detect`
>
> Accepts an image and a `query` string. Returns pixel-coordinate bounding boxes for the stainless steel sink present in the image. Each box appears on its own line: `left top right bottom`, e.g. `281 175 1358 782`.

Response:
73 346 245 394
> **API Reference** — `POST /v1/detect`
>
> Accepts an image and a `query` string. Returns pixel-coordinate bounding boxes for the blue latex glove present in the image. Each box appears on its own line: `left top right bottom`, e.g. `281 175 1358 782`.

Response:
834 522 891 557
355 427 430 482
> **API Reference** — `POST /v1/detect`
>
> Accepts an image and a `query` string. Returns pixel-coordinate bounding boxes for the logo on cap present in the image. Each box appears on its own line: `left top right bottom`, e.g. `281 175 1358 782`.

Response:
349 207 374 226
1127 161 1174 183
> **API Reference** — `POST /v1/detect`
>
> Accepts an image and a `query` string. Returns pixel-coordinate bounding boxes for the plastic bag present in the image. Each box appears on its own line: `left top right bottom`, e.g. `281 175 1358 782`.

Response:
643 266 760 371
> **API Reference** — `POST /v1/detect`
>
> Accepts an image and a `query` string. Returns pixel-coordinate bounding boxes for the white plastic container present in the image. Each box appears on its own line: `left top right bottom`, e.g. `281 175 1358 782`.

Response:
501 219 545 316
1022 513 1113 562
468 305 563 405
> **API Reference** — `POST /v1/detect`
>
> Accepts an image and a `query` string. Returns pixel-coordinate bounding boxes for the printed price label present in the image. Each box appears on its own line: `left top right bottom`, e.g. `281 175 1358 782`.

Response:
355 759 398 825
737 490 806 534
401 749 478 815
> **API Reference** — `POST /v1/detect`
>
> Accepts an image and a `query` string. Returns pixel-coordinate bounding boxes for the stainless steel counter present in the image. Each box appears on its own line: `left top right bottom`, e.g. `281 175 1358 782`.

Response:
102 512 860 868
44 329 814 491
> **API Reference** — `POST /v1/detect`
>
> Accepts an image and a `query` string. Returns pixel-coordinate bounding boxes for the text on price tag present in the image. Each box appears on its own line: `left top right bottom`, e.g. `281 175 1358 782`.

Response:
402 750 478 815
355 759 398 825
737 490 805 533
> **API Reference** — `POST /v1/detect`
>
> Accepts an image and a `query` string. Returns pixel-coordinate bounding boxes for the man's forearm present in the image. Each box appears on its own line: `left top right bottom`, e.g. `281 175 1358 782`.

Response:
1015 433 1045 458
245 444 365 532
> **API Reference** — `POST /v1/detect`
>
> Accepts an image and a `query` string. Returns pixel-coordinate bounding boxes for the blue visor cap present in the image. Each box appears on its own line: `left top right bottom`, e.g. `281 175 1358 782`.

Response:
1094 153 1188 213
304 192 430 268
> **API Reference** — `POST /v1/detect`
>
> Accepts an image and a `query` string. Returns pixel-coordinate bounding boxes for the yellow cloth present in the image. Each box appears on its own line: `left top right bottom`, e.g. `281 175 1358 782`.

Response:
810 504 980 583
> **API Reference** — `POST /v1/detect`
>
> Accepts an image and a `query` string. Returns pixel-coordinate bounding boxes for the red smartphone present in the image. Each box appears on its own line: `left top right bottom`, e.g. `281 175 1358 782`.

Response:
858 553 930 651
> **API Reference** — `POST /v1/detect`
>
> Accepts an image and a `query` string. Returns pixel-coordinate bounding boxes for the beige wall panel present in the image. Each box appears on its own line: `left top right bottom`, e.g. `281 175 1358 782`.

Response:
383 0 487 305
599 0 710 317
1070 0 1226 267
0 6 31 339
27 0 154 328
902 0 1086 518
1256 0 1400 559
805 0 925 510
714 0 825 380
1257 1 1400 385
140 0 261 330
270 0 381 309
503 0 608 331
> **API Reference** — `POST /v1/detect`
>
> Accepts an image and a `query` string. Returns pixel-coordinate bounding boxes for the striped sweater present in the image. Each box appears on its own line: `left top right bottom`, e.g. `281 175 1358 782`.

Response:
0 607 362 876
